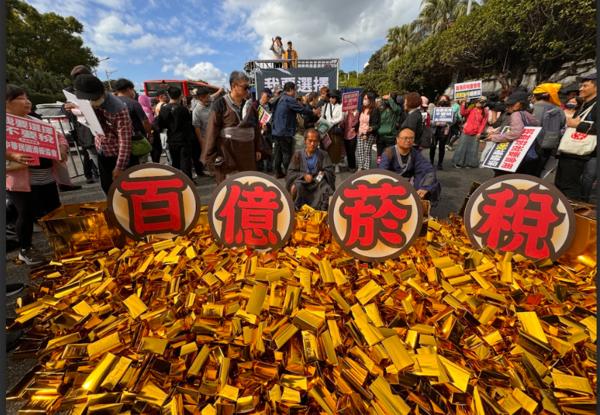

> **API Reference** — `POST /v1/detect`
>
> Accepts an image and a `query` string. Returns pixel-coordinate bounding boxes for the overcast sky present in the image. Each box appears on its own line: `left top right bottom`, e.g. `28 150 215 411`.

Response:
26 0 422 92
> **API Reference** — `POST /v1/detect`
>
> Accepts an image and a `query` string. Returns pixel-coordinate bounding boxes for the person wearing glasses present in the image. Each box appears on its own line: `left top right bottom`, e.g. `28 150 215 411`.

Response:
452 96 489 168
201 71 263 184
379 126 441 206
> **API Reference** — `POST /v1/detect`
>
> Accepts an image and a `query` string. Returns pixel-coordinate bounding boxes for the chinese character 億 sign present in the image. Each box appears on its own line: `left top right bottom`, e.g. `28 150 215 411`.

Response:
209 172 294 251
464 175 575 261
453 80 483 100
482 126 542 172
328 170 423 262
342 91 360 112
107 165 201 240
6 114 60 165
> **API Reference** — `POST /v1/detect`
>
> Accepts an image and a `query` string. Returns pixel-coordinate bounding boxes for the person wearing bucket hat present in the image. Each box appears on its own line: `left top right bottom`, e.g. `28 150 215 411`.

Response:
322 89 344 172
555 72 597 201
485 86 541 176
74 74 138 194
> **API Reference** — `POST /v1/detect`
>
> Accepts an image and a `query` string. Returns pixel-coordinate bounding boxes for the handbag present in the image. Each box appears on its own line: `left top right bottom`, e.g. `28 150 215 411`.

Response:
558 103 596 156
327 103 344 136
130 131 152 156
522 112 540 161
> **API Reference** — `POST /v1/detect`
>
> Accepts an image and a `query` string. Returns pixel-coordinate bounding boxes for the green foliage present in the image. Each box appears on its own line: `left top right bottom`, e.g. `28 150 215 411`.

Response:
7 0 98 89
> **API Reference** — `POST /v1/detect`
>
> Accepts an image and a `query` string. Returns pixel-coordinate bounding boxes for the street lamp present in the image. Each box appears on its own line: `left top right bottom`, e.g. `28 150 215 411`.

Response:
105 70 118 90
93 57 110 76
340 37 360 76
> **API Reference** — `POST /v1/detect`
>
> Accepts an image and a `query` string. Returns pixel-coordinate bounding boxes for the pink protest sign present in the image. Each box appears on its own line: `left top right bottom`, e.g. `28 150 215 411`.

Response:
342 91 360 112
6 114 60 165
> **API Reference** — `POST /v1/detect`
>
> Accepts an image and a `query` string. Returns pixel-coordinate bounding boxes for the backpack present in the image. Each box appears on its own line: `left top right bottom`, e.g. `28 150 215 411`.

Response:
268 95 283 126
537 105 563 149
522 112 541 161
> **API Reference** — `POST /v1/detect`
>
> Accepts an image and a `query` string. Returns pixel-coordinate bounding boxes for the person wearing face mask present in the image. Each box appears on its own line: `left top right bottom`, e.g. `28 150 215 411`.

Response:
486 87 541 176
430 95 456 170
563 97 581 119
452 96 489 168
72 74 138 195
356 92 380 171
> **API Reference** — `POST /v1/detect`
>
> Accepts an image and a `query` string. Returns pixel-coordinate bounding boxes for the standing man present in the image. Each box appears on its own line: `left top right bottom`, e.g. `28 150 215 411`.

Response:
272 82 321 179
201 71 263 184
270 36 283 68
192 86 223 177
115 79 152 138
71 74 137 195
283 41 298 68
555 73 597 201
157 87 194 180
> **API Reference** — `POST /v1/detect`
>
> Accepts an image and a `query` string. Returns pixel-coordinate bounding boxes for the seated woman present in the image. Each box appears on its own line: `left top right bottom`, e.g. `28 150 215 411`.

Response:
286 128 336 210
379 127 442 207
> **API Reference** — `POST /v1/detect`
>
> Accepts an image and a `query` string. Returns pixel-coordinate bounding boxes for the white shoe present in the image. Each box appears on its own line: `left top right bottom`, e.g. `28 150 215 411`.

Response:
334 164 340 173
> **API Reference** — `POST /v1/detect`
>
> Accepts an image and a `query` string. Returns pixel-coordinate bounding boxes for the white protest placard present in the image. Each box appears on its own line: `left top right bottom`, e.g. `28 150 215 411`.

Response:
258 106 271 127
482 126 542 172
315 117 332 137
432 107 454 123
63 90 105 138
454 80 483 100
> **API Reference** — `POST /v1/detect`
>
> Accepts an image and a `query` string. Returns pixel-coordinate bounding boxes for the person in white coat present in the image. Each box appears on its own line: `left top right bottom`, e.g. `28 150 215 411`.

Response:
322 89 345 172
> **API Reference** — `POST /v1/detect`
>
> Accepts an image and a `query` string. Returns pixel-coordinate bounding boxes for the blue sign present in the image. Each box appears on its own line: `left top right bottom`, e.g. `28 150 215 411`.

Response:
433 107 454 123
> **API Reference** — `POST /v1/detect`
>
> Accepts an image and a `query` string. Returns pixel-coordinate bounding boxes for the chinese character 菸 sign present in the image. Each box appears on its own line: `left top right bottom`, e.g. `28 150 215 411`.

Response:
6 114 60 165
454 80 483 100
482 126 542 172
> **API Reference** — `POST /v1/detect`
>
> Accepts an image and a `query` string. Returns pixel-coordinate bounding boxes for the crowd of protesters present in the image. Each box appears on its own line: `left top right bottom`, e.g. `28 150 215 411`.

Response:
5 59 597 268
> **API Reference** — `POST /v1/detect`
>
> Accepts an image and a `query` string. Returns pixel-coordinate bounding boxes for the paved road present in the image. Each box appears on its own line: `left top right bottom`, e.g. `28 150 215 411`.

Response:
5 145 593 414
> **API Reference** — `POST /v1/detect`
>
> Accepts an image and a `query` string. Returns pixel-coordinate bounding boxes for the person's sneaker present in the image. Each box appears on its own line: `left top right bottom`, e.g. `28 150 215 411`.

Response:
454 164 462 169
18 248 45 265
7 330 23 351
7 283 24 296
86 177 95 184
437 164 443 170
334 164 340 173
445 145 452 151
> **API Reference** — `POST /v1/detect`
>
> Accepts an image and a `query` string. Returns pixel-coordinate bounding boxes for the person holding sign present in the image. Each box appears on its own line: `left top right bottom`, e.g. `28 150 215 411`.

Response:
452 96 488 168
286 128 336 210
430 95 456 170
379 127 441 207
322 89 345 173
6 84 71 265
485 87 540 176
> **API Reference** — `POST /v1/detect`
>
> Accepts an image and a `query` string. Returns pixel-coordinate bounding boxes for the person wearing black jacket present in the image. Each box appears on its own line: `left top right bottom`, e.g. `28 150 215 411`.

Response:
356 92 380 171
157 87 194 180
401 92 423 149
303 92 320 129
555 73 597 201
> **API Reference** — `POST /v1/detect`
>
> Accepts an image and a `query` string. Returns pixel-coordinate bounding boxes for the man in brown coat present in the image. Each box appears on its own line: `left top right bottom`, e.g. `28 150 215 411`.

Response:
201 71 262 184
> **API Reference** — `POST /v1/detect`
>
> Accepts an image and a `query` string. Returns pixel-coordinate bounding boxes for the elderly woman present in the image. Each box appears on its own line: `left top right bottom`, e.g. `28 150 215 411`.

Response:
286 128 336 210
379 126 442 207
6 84 71 265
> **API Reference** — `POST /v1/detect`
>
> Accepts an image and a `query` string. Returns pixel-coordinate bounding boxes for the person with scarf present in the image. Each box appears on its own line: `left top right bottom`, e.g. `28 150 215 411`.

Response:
201 71 263 184
379 126 441 207
452 96 488 168
286 128 335 210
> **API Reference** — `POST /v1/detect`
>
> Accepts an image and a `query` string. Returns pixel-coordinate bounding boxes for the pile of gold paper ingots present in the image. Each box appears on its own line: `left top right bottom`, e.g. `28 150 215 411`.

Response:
292 206 330 247
8 205 597 415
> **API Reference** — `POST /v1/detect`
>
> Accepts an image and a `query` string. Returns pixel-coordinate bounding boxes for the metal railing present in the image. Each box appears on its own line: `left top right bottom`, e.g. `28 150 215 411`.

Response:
40 115 85 179
244 58 339 72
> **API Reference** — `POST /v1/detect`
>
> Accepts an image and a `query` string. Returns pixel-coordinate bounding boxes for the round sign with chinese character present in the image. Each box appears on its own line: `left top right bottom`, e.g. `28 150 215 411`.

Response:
208 172 294 252
328 170 424 262
464 175 576 261
107 164 201 241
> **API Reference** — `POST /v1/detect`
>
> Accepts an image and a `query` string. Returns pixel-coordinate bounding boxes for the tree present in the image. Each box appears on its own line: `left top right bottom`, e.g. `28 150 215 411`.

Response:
380 23 421 68
417 0 478 37
7 0 98 81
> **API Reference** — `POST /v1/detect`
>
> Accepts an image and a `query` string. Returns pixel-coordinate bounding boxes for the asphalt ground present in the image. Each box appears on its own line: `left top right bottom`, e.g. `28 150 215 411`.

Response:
5 144 594 414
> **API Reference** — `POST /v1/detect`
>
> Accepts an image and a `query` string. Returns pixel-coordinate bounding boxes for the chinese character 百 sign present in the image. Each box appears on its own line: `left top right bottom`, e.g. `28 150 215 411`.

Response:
432 107 454 124
464 175 576 261
453 80 483 100
255 67 338 97
482 126 542 172
342 91 360 112
209 172 294 252
6 114 60 165
107 165 201 240
328 170 423 262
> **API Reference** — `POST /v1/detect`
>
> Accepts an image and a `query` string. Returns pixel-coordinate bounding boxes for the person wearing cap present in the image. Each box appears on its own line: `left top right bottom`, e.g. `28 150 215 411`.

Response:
531 83 567 176
379 126 442 207
485 87 540 176
192 86 224 177
270 36 283 68
452 96 489 168
555 72 597 202
272 81 322 179
201 71 263 184
72 74 138 194
63 65 99 184
321 89 345 172
273 84 283 97
283 41 298 69
156 89 169 113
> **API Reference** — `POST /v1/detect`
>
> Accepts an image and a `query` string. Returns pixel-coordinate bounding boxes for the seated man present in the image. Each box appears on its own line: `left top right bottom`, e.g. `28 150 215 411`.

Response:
286 128 336 210
379 127 442 206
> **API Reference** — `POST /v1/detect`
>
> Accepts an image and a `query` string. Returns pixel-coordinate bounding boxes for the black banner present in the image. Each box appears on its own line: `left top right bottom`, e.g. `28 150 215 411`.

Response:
254 67 338 96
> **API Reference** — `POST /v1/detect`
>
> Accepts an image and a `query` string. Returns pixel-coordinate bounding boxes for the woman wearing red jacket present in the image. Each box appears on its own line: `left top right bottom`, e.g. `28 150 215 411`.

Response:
452 96 488 168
